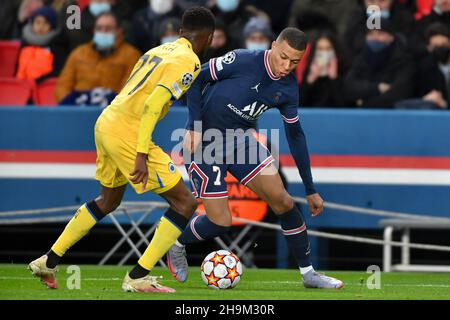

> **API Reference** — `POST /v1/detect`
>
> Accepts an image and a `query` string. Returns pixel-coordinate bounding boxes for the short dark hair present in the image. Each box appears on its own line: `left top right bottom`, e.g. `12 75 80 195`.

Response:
181 6 215 32
425 22 450 43
96 11 122 29
277 27 308 51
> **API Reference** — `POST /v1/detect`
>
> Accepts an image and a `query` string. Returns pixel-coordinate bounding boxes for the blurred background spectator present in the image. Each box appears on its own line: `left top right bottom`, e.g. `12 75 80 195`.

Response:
410 0 450 59
344 0 414 58
64 0 132 51
202 18 236 62
289 0 358 37
158 17 181 45
16 6 68 82
128 0 182 53
1 0 450 110
245 0 294 34
344 18 414 108
405 22 450 109
300 30 350 107
17 0 46 32
242 17 274 50
56 12 140 106
210 0 270 48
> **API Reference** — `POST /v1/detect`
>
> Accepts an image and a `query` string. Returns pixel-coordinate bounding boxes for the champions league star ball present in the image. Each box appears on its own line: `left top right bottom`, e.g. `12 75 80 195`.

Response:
200 250 243 289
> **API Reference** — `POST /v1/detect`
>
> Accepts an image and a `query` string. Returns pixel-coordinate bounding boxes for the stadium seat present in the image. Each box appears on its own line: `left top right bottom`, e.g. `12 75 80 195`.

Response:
33 77 58 106
0 41 21 78
0 78 34 106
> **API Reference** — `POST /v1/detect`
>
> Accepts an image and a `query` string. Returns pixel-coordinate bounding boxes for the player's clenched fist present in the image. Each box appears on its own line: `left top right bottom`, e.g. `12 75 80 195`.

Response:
306 193 324 217
183 130 202 154
130 152 149 192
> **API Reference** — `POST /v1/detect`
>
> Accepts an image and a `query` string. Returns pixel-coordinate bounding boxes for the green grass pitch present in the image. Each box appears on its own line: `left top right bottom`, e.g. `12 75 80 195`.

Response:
1 264 450 300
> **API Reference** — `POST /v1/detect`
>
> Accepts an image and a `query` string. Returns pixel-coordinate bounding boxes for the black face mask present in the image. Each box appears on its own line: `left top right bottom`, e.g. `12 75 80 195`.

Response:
363 41 394 71
432 46 450 64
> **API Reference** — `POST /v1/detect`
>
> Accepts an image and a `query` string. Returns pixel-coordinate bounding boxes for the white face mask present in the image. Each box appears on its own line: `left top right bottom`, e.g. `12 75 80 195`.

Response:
150 0 174 15
161 35 178 44
246 41 269 51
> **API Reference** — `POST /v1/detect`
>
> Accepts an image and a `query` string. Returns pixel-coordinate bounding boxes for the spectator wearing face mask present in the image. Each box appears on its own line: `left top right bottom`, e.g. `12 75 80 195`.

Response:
301 31 350 107
242 0 292 34
128 0 182 53
414 23 450 109
344 18 414 108
242 17 274 51
410 0 450 59
211 0 269 47
65 0 123 50
344 0 414 58
56 12 141 106
202 18 236 62
158 17 181 45
16 6 68 82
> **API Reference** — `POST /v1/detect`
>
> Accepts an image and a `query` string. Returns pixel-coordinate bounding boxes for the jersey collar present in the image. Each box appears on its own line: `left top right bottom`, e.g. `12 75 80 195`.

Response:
264 50 280 81
177 37 193 50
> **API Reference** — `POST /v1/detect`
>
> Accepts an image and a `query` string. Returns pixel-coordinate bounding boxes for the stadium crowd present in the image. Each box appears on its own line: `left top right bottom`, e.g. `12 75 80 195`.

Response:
0 0 450 109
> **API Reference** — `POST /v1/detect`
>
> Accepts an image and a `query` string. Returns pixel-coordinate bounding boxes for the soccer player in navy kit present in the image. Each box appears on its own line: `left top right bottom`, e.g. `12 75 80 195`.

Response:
168 28 343 289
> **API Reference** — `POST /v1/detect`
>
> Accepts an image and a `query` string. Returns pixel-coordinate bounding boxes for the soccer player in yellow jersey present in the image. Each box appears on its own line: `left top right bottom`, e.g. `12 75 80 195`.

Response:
28 7 215 293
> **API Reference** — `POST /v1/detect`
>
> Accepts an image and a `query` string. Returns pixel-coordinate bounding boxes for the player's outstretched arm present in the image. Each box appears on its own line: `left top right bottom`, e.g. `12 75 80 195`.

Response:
282 115 324 216
130 86 172 191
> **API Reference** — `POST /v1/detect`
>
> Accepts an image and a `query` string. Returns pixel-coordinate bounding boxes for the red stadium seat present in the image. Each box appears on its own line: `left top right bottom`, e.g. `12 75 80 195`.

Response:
0 78 34 106
0 41 21 77
33 77 58 106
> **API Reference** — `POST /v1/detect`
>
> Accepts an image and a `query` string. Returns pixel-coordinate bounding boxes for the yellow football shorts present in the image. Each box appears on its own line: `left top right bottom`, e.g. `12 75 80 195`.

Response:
94 129 181 194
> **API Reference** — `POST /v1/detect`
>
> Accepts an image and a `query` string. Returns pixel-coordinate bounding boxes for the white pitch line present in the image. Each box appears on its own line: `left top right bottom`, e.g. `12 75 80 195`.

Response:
1 276 450 288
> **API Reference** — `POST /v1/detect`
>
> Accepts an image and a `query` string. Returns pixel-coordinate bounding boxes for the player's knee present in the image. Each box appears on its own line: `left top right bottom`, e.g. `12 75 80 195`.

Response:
95 197 121 215
172 194 197 217
271 193 294 214
210 213 232 227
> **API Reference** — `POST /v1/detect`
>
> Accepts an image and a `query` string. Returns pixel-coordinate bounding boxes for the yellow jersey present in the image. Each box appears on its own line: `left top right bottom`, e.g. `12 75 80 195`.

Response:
96 37 201 141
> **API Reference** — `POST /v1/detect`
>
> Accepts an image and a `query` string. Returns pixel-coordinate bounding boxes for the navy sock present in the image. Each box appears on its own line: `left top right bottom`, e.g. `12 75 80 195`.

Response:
278 204 312 268
178 214 229 245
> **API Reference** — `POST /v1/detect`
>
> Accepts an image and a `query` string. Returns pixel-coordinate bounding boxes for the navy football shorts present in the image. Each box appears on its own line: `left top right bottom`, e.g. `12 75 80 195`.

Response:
184 132 275 199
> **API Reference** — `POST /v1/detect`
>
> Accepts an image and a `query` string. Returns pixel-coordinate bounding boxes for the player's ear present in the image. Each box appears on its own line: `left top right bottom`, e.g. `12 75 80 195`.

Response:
271 41 276 51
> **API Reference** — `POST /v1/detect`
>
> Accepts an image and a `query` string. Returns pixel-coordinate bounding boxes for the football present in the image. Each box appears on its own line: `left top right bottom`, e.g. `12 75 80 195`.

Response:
200 250 243 289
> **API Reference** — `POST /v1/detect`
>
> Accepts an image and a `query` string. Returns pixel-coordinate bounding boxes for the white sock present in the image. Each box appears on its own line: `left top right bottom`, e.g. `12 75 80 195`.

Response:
300 265 314 275
174 240 184 248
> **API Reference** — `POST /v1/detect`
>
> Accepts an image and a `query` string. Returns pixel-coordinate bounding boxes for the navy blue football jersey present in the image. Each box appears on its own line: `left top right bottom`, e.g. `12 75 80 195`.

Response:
187 49 300 131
